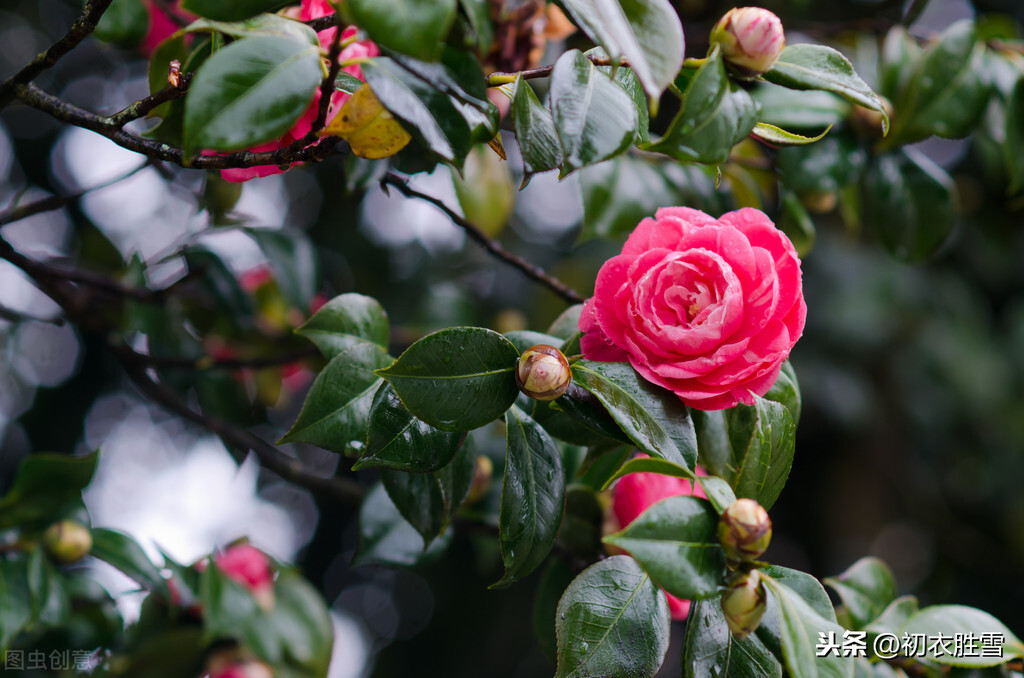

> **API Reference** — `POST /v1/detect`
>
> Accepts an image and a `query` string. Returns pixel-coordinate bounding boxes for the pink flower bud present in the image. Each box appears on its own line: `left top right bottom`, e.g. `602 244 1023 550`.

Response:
710 7 785 76
210 660 274 678
215 544 275 610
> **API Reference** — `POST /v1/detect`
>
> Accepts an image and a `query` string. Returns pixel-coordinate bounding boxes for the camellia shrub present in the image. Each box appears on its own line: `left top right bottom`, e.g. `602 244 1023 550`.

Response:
1 0 1023 677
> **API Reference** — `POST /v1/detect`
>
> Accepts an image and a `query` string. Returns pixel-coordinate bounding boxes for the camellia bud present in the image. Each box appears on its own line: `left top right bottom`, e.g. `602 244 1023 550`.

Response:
718 498 772 565
515 344 572 401
721 569 767 639
43 520 93 564
709 7 785 76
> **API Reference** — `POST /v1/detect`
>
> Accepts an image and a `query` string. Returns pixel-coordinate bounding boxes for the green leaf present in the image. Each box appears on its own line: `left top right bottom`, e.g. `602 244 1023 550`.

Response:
27 548 70 626
296 292 389 360
586 46 650 144
560 0 684 99
751 82 849 131
1007 76 1024 194
90 528 169 597
549 49 639 176
578 156 728 241
682 597 783 678
863 595 918 641
862 149 956 262
0 452 98 530
692 394 795 510
357 383 463 472
94 0 148 47
362 58 473 165
0 558 33 652
107 627 206 678
458 0 493 53
764 361 802 426
885 21 991 145
248 228 319 311
558 484 605 561
183 36 322 154
180 0 288 21
548 304 585 340
761 565 837 621
764 44 889 135
510 76 562 185
571 360 697 472
644 46 759 164
761 576 855 678
696 476 738 514
494 406 566 587
279 342 391 451
751 122 832 146
603 496 724 600
351 483 453 567
899 606 1024 667
555 556 670 678
272 569 335 674
343 0 456 62
823 557 897 630
182 13 319 44
553 386 634 445
376 327 520 431
879 26 922 102
777 133 867 196
503 330 564 355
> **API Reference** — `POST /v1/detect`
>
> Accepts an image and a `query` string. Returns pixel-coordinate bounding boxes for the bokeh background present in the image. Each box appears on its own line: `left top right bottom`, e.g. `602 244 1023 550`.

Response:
2 0 1024 675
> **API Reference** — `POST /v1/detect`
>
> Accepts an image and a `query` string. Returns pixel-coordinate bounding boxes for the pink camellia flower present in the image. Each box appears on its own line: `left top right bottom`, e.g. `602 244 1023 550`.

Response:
214 544 275 610
608 459 707 620
579 207 805 411
140 0 194 57
709 7 785 75
214 0 379 182
209 660 274 678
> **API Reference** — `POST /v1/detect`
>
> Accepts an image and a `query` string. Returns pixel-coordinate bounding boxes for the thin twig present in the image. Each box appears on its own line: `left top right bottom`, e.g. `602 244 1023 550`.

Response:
121 344 320 371
108 73 193 128
487 55 627 87
0 0 115 108
295 11 345 148
381 172 585 305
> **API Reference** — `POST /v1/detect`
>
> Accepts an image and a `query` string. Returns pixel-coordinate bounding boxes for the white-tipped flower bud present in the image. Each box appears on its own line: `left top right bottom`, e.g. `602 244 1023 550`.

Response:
718 498 772 565
721 569 767 639
43 520 93 564
710 7 785 76
515 345 572 401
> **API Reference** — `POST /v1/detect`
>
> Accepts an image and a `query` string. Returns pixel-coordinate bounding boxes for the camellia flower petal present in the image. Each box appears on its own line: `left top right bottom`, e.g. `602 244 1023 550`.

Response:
580 207 806 410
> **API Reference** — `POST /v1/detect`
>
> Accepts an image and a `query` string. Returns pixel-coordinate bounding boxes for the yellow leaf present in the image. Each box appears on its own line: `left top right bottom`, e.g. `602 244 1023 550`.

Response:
321 84 411 159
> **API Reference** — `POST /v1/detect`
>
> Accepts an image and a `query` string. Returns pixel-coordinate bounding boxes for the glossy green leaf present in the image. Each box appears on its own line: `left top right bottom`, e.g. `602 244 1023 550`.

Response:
863 595 919 639
571 360 697 472
390 48 493 110
764 44 889 135
0 451 98 530
510 75 562 185
862 149 956 262
551 385 633 445
90 528 169 597
517 394 613 447
27 548 70 626
777 133 867 196
554 556 670 678
363 58 473 165
560 0 684 99
899 606 1024 667
692 394 795 510
182 14 319 44
458 0 493 53
751 82 849 131
279 342 391 451
682 597 783 678
343 0 456 62
752 122 832 146
380 468 447 544
180 0 287 21
183 36 322 154
879 26 923 102
823 557 897 630
761 576 855 678
696 476 738 515
94 0 148 47
601 455 694 491
549 49 638 176
765 361 802 426
761 565 837 622
587 47 650 145
503 330 564 355
548 304 585 340
1004 75 1024 194
376 327 520 432
885 21 991 145
357 383 463 472
558 485 604 561
351 483 453 567
296 292 389 360
146 36 212 147
494 406 566 587
0 558 33 652
248 228 319 312
644 46 759 165
604 496 724 600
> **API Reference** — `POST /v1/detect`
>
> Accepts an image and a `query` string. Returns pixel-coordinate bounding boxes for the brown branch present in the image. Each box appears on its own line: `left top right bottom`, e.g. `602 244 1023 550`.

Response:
121 344 320 371
294 12 345 148
487 55 627 87
381 172 585 305
108 73 193 128
116 352 365 506
0 0 115 108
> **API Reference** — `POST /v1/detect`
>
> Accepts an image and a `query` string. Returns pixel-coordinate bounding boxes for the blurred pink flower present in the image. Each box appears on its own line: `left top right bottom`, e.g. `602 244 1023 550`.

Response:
609 458 707 620
215 543 275 609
